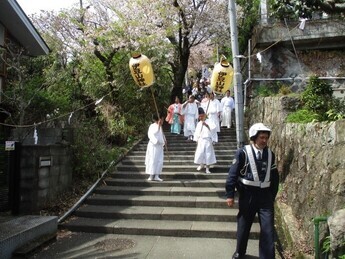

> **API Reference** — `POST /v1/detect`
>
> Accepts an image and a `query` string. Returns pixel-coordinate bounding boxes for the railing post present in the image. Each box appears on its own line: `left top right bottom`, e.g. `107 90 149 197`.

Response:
313 216 328 259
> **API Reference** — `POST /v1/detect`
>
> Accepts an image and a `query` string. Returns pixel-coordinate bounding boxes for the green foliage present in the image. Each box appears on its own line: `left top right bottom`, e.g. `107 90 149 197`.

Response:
270 0 316 20
286 109 319 123
286 76 345 123
270 0 345 20
255 83 280 97
256 85 275 97
278 85 292 95
270 0 297 20
339 239 345 259
301 76 333 121
253 82 293 97
237 0 260 54
326 98 345 121
322 236 331 254
3 52 70 125
71 119 140 181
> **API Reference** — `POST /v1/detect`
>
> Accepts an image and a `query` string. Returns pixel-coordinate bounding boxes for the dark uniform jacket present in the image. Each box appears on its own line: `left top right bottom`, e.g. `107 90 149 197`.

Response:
225 145 279 199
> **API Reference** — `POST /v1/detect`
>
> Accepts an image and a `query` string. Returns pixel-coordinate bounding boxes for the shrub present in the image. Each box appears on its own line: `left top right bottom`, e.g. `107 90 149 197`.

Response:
256 85 276 97
286 109 319 123
287 76 345 123
278 85 292 96
301 76 333 120
71 119 133 181
255 82 286 97
326 98 345 121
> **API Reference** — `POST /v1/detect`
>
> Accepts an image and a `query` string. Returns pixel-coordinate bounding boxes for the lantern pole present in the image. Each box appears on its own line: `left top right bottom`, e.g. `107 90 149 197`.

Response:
228 0 244 148
149 86 170 162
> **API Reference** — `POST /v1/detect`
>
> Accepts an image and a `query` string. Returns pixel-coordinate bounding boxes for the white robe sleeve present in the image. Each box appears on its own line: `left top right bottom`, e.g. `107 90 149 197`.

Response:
148 124 163 145
193 121 202 142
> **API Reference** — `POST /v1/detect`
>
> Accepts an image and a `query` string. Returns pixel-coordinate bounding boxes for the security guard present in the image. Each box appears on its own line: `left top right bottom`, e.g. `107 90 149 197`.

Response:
225 123 279 259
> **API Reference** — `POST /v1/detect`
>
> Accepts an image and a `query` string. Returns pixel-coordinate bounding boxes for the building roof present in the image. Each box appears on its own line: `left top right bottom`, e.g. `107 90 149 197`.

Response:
0 0 49 56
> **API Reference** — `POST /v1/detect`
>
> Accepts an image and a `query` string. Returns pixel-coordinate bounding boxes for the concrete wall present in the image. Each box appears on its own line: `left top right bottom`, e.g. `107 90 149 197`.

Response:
9 128 73 214
12 127 73 146
19 144 72 214
247 96 345 247
252 18 345 50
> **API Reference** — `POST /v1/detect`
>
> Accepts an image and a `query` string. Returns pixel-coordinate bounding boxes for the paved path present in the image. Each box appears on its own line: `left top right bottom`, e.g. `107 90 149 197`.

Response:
30 232 260 259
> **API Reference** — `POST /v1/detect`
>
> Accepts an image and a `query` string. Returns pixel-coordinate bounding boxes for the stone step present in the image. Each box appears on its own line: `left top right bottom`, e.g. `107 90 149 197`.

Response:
115 164 230 172
62 126 241 242
164 131 236 137
121 154 233 160
139 140 237 146
127 150 235 157
108 171 229 180
94 186 226 197
130 145 237 151
61 218 260 239
108 173 228 181
74 205 236 222
85 194 234 208
119 160 232 167
104 178 227 188
0 215 57 259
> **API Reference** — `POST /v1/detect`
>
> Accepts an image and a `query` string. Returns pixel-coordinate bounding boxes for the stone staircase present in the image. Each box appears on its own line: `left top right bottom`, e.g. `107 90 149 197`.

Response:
61 127 260 240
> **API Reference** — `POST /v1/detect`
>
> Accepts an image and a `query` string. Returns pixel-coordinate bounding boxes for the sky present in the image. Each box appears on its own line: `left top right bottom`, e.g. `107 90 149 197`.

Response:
17 0 79 15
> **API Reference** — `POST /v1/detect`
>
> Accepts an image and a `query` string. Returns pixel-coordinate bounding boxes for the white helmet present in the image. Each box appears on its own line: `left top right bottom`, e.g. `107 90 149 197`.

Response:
249 123 271 140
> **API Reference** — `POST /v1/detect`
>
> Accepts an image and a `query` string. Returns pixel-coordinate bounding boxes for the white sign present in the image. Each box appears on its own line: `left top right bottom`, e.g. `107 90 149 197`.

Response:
5 141 15 151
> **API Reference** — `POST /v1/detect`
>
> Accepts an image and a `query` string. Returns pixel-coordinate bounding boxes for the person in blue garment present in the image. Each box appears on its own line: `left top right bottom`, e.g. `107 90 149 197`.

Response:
225 123 279 259
165 96 183 134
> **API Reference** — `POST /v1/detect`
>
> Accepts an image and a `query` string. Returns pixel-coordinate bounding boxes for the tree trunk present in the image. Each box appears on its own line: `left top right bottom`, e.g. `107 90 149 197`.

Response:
170 39 190 104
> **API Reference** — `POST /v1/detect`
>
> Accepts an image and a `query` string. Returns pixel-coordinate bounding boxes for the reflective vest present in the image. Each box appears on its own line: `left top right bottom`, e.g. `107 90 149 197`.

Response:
238 145 272 188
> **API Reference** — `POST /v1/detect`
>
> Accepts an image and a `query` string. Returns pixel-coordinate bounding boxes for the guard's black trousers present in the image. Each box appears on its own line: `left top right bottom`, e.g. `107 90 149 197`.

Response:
236 187 275 259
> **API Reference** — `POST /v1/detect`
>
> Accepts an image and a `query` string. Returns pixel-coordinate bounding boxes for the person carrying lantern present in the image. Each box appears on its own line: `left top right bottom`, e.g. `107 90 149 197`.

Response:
145 113 166 182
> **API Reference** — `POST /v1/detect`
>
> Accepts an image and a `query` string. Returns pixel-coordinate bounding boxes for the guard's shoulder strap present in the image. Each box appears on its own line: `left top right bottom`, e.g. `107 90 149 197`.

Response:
244 145 259 181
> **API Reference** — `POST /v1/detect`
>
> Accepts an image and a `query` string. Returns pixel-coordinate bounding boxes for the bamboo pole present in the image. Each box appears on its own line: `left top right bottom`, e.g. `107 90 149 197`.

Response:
150 86 170 162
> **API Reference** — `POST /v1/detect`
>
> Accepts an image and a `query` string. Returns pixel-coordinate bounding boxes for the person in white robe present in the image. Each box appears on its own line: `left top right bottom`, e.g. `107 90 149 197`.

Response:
220 90 235 128
181 95 199 140
193 107 217 174
145 113 165 181
200 92 209 111
201 92 221 142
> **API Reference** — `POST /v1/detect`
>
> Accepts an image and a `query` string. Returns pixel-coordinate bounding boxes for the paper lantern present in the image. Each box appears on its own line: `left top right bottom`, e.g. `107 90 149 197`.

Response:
210 56 234 94
129 53 154 88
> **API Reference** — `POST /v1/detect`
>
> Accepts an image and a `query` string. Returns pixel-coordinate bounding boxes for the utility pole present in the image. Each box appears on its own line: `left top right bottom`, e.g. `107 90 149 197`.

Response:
228 0 244 148
260 0 268 25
